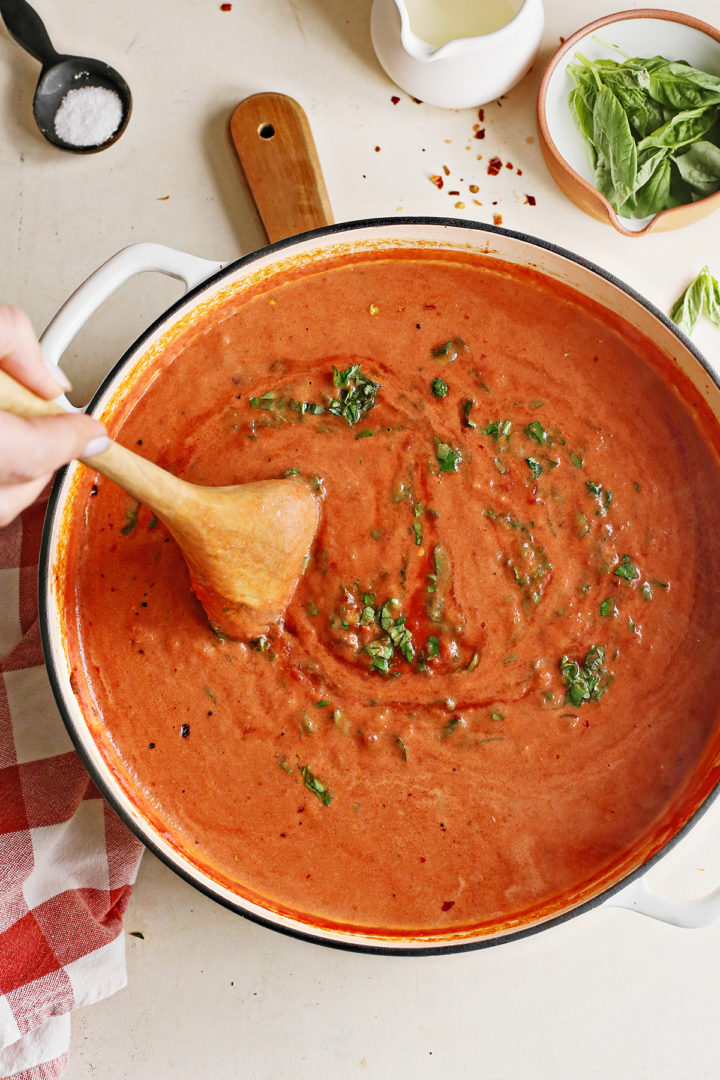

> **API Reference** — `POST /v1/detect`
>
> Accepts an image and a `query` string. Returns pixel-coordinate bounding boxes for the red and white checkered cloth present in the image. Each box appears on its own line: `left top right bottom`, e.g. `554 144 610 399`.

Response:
0 492 144 1080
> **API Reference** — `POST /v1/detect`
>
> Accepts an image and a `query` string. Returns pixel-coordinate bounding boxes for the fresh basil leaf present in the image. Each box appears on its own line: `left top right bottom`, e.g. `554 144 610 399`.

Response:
706 273 720 325
673 140 720 197
670 266 720 334
593 84 638 208
648 60 720 111
569 86 597 157
634 155 674 217
638 104 719 153
634 144 672 188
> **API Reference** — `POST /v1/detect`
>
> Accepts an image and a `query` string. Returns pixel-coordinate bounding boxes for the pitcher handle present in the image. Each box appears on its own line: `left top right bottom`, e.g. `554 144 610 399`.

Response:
41 242 225 410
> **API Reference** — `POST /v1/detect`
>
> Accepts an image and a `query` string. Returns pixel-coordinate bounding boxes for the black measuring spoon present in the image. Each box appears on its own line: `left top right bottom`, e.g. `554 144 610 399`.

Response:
0 0 131 152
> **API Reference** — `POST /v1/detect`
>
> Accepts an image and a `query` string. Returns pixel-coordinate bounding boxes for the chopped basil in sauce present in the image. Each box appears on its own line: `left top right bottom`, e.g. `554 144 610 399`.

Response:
431 338 465 362
560 645 613 706
525 420 548 445
614 554 640 581
298 763 332 805
329 364 381 426
121 503 139 535
480 418 511 441
435 440 462 472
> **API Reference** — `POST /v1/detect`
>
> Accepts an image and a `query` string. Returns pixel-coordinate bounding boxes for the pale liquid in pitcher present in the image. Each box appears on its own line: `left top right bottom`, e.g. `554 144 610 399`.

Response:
406 0 523 45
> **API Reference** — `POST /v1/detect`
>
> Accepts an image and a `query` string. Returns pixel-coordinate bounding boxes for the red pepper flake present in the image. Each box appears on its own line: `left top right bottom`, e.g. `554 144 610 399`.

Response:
442 165 451 176
469 184 479 193
516 168 523 176
375 145 381 152
478 108 485 121
157 195 170 201
487 157 502 175
525 194 536 206
505 161 513 169
220 2 232 9
430 175 444 189
391 95 400 105
474 129 486 140
441 900 455 912
448 189 460 195
493 213 503 225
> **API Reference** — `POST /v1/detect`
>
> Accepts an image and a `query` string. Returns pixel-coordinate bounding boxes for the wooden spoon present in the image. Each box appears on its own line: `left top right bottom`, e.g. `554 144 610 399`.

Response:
229 92 334 243
0 369 320 639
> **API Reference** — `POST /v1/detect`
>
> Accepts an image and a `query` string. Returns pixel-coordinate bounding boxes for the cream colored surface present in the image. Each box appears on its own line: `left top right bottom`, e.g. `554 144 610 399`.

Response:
2 0 720 1076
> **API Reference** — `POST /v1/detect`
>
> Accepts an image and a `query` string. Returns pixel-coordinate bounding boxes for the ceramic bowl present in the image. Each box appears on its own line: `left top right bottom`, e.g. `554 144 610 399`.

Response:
536 9 720 237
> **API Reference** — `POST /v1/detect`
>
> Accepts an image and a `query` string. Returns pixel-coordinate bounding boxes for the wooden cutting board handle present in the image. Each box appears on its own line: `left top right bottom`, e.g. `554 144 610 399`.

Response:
230 93 334 244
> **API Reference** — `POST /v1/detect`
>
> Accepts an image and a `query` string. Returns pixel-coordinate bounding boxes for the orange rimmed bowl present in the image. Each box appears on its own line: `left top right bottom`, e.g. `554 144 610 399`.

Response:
536 9 720 237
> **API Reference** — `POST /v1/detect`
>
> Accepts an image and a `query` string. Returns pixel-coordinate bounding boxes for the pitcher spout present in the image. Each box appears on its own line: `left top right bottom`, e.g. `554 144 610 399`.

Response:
392 0 440 62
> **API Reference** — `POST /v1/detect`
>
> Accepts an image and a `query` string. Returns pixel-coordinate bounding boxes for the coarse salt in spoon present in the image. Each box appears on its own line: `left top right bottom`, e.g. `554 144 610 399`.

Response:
0 0 131 153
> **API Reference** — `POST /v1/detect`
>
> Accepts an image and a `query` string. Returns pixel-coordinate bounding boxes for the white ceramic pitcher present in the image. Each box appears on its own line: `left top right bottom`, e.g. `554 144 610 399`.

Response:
370 0 544 109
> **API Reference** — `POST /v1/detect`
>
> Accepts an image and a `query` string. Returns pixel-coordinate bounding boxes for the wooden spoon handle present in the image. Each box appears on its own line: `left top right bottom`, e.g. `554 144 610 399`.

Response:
0 368 190 517
230 92 334 243
0 367 66 418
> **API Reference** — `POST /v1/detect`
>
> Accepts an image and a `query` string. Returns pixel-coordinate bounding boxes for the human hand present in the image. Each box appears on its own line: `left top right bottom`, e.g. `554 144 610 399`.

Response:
0 305 108 526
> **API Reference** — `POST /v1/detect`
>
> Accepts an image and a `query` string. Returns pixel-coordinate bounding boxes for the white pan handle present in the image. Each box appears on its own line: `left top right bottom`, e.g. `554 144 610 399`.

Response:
605 874 720 928
41 242 225 410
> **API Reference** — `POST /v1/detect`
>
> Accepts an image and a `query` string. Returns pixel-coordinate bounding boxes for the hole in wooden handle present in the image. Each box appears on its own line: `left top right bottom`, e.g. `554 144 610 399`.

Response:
258 122 275 140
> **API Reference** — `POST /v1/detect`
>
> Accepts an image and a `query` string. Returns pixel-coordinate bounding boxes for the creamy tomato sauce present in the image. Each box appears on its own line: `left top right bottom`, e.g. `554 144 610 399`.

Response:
64 251 720 936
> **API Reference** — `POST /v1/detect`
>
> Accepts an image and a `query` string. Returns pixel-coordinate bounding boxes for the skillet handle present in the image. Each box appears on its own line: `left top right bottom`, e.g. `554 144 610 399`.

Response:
40 242 224 410
605 875 720 928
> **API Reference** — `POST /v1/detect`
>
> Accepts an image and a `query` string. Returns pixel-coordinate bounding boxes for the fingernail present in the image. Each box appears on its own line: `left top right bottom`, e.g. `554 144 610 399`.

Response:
44 359 73 392
81 436 111 459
